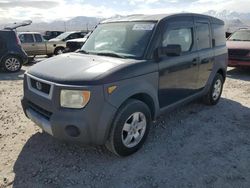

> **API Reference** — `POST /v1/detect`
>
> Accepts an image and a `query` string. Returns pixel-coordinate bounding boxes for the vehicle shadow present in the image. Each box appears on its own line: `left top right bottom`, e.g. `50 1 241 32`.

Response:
12 98 250 188
227 67 250 81
0 69 25 81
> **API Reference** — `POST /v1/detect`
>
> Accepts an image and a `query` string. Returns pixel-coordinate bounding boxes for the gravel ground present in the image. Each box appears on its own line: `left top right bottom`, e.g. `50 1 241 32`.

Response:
0 61 250 188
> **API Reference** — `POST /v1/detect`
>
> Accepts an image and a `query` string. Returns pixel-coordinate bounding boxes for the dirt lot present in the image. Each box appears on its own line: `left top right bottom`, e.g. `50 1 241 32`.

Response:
0 61 250 188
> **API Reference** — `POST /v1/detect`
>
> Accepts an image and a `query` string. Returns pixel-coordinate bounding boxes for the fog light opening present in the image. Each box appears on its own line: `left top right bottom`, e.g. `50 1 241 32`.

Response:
65 125 80 137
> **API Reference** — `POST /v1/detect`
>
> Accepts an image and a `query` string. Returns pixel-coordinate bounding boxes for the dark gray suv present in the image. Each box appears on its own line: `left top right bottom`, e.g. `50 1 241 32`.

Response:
22 14 228 156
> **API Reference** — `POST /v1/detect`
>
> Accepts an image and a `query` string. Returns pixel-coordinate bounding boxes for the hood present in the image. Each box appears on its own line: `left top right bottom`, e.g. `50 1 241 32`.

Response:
49 38 62 42
67 38 87 43
226 40 250 50
27 53 145 85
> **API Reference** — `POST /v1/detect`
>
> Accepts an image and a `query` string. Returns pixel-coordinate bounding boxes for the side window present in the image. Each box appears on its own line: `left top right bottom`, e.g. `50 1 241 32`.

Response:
80 32 85 38
19 34 34 43
163 28 193 52
196 23 211 50
34 34 43 42
67 33 78 40
212 24 226 47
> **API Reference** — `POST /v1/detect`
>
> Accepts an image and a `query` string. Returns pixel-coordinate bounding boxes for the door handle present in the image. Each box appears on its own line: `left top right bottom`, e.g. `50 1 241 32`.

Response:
192 58 198 65
201 58 209 64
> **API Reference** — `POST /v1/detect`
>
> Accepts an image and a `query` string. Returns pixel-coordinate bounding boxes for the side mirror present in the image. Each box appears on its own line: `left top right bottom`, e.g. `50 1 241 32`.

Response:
155 44 181 59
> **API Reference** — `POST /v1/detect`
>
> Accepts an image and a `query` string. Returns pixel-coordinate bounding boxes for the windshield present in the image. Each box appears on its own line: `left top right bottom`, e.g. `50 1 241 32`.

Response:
55 32 73 40
228 30 250 41
81 22 156 58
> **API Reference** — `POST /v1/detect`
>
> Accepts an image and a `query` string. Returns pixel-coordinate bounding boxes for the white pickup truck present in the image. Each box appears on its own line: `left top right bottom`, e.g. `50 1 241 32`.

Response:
18 32 66 57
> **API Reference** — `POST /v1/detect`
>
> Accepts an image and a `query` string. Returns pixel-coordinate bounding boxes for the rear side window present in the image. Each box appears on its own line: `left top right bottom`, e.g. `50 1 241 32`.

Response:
196 23 211 50
212 24 225 46
19 34 34 43
163 28 193 52
34 34 43 42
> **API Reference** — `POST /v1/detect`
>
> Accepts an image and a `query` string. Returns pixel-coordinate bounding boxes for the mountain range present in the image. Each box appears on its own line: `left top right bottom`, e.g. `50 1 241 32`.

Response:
1 16 102 33
1 10 250 33
204 10 250 32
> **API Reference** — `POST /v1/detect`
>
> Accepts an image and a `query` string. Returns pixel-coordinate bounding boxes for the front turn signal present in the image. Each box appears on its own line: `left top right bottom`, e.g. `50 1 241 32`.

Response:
107 86 117 94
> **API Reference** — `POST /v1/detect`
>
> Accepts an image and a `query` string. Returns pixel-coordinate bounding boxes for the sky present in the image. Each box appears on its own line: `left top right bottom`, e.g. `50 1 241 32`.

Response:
0 0 250 24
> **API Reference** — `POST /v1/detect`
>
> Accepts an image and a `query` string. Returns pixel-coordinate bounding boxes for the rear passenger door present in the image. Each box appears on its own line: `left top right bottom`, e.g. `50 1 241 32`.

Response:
195 18 214 89
34 34 46 55
19 34 35 56
0 35 6 58
158 17 199 108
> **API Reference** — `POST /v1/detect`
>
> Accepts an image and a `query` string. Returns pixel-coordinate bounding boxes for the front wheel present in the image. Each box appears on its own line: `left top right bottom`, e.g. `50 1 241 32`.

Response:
3 56 22 72
203 73 224 105
106 99 151 157
54 47 65 55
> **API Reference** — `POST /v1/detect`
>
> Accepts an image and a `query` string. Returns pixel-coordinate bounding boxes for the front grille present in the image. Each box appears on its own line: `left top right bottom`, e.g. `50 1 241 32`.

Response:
66 42 84 52
30 78 51 95
228 49 249 57
28 101 52 120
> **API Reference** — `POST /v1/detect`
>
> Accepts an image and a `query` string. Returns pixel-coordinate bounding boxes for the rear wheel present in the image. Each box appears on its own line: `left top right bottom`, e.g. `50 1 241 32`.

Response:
106 99 151 157
203 73 224 105
3 56 22 72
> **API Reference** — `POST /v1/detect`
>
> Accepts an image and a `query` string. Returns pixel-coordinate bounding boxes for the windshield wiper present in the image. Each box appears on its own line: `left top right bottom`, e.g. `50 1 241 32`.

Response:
78 50 89 54
230 39 244 41
95 52 126 58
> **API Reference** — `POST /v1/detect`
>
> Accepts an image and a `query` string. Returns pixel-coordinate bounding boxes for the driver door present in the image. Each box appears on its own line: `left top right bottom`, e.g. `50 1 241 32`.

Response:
158 18 199 108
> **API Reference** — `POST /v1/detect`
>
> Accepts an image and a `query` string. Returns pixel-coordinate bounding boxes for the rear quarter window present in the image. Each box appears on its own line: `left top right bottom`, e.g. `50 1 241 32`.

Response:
212 24 226 46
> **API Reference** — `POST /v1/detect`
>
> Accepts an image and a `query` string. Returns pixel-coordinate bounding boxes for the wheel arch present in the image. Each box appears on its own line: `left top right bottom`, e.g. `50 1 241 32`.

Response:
128 93 156 120
0 53 23 65
54 46 65 54
217 68 226 82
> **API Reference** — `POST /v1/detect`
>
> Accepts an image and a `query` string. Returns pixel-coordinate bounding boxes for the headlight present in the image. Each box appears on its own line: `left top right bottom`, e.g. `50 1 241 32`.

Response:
60 90 90 109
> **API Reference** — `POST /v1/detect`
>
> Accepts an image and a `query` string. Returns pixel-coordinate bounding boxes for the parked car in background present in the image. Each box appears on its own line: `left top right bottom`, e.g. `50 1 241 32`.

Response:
48 31 87 54
22 13 227 156
227 29 250 67
18 32 66 57
43 31 63 41
226 32 232 38
65 32 91 53
0 29 28 72
49 31 87 42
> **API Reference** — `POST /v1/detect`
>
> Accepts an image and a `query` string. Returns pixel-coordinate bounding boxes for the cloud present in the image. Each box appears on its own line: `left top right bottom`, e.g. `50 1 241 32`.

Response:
0 0 58 9
0 0 250 25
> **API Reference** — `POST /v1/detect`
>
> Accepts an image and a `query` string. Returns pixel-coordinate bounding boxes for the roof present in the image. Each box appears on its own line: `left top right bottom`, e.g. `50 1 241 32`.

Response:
18 31 42 35
101 13 224 24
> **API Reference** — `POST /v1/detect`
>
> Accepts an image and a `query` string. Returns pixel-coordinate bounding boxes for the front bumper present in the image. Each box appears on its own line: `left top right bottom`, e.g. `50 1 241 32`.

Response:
21 74 117 145
228 59 250 67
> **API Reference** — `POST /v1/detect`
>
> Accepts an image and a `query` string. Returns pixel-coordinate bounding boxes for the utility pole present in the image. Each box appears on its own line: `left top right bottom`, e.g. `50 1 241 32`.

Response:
64 21 66 32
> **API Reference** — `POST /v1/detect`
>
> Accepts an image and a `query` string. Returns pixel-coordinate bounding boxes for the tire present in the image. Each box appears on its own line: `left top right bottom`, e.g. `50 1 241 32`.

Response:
2 55 22 72
54 47 65 55
105 99 151 157
203 73 224 105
